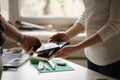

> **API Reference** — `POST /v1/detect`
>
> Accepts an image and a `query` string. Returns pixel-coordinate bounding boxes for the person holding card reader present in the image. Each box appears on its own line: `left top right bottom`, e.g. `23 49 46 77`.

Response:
48 0 120 79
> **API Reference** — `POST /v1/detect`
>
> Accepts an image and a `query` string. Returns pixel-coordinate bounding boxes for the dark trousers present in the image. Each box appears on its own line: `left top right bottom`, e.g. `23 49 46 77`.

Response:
87 59 120 79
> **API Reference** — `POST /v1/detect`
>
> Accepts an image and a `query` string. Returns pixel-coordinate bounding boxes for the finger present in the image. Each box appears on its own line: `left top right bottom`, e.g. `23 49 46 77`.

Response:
49 34 59 41
48 39 53 42
28 47 34 55
55 53 63 57
55 52 67 58
54 50 64 57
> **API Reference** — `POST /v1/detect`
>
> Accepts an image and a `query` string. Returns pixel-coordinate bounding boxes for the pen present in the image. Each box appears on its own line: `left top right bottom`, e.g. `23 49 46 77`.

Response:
38 60 44 70
47 60 56 70
44 64 50 71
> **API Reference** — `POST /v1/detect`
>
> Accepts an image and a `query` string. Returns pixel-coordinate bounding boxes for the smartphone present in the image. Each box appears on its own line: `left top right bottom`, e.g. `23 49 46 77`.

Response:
36 43 60 52
35 42 70 60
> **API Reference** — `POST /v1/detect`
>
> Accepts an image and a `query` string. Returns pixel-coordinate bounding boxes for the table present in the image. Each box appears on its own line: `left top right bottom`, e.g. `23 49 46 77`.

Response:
2 58 116 80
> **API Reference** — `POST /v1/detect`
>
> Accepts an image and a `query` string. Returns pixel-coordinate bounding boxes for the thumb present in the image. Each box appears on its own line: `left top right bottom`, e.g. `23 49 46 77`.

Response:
28 47 34 55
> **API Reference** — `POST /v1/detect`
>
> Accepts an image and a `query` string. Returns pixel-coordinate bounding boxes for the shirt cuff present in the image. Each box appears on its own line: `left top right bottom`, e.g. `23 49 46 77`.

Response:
97 22 120 42
76 18 85 28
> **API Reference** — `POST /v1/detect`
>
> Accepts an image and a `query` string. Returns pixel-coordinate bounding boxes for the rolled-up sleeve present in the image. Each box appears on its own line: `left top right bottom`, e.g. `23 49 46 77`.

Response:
75 11 85 28
97 0 120 42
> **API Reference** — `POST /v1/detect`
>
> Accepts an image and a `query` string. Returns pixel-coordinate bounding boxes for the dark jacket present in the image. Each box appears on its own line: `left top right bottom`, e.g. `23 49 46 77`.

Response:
0 18 6 46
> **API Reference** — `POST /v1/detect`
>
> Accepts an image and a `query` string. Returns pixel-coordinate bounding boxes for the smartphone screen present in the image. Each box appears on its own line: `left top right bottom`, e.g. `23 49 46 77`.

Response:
36 43 60 52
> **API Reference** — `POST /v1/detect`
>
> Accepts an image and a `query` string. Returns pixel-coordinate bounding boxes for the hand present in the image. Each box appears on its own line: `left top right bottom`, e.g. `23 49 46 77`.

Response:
54 45 77 58
49 32 69 42
21 35 41 55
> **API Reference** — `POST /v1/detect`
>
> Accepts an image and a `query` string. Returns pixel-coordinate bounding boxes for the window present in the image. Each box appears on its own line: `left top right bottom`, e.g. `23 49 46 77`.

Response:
9 0 84 27
20 0 84 18
0 0 9 20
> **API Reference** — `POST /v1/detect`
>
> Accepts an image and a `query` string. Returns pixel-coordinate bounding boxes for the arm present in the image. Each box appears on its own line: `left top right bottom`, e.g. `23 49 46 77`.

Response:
74 33 102 51
65 12 85 39
72 0 120 51
66 22 84 40
49 11 85 42
0 15 41 53
97 0 120 42
49 20 85 42
55 0 120 58
0 15 22 42
54 33 102 58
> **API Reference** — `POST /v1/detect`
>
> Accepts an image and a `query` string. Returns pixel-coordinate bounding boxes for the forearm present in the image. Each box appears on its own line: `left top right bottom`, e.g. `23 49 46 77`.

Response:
66 22 84 39
74 33 102 50
5 23 23 42
0 15 22 42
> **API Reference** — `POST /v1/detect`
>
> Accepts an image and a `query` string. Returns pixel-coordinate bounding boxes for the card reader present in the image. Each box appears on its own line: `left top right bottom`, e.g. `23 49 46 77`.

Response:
36 41 70 60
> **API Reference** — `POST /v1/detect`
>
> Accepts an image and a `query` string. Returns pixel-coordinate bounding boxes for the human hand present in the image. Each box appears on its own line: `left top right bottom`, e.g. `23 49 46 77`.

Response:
48 32 69 42
54 45 77 58
21 35 41 55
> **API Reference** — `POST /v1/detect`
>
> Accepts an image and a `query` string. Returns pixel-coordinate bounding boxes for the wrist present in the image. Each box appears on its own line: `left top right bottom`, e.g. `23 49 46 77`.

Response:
65 32 71 40
17 34 24 45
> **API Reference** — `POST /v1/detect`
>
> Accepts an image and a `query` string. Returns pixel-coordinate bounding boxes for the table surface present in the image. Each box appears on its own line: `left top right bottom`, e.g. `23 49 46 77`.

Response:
2 58 116 80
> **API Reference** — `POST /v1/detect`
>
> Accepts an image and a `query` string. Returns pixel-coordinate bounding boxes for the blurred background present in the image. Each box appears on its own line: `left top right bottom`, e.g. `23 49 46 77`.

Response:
0 0 87 67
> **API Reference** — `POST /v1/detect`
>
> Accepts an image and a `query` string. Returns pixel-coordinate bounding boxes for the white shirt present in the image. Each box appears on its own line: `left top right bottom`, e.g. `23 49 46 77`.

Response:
77 0 120 65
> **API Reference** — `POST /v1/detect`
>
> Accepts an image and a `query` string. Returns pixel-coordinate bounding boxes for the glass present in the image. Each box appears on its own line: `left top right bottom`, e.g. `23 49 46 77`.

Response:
19 0 84 18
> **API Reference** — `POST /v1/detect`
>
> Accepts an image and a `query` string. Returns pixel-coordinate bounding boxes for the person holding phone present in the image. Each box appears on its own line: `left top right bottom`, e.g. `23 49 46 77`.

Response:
0 14 41 79
48 0 120 79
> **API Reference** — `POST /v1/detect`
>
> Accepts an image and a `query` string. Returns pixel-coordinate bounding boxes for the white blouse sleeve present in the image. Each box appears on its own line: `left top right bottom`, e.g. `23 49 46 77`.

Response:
75 11 85 28
97 0 120 42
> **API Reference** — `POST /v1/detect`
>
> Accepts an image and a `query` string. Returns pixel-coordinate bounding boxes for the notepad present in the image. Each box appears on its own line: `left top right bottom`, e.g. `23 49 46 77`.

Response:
32 59 74 73
2 48 30 68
